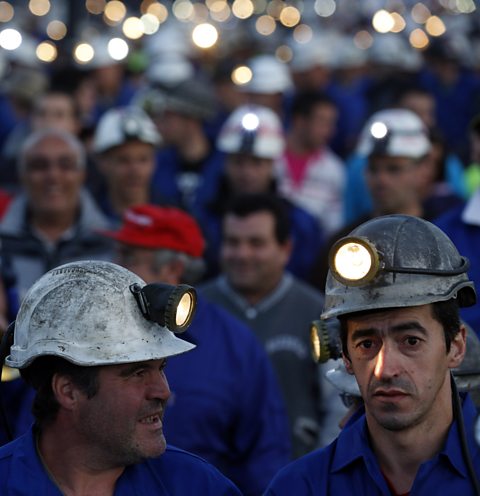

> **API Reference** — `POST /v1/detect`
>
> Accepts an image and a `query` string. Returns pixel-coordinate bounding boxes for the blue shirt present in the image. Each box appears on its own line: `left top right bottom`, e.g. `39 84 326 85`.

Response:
0 427 241 495
265 395 480 495
164 297 290 495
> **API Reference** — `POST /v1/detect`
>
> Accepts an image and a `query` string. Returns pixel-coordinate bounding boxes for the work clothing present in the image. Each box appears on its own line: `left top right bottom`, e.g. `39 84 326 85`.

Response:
265 394 480 495
0 428 241 495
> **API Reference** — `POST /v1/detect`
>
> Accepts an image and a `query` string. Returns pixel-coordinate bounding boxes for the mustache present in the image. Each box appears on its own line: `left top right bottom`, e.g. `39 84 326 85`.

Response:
368 377 416 395
138 399 167 418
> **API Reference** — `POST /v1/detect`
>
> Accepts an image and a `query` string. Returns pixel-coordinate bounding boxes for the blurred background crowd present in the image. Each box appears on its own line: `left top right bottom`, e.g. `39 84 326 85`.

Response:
1 0 480 494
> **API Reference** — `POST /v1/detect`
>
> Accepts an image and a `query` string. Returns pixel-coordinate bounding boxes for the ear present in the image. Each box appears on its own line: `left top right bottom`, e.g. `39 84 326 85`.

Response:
343 353 355 375
448 324 467 369
51 373 83 411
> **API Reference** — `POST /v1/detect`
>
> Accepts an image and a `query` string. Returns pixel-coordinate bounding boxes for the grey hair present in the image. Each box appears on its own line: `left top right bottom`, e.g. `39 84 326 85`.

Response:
18 128 86 173
154 249 205 285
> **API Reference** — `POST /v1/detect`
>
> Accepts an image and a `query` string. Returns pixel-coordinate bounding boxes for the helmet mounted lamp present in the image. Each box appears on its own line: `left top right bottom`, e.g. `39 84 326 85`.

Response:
130 283 197 333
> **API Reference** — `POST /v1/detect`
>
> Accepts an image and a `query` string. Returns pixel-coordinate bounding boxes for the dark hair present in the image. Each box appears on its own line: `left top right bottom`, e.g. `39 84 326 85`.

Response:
223 193 291 244
290 90 336 119
339 299 461 359
20 356 100 428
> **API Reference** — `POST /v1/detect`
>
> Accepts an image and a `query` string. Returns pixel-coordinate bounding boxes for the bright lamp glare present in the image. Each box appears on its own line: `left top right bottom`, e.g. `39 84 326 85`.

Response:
334 242 373 281
370 121 388 139
242 113 260 131
176 292 193 326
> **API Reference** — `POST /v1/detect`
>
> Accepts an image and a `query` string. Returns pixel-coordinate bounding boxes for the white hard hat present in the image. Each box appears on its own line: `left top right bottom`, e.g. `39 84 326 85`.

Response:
6 261 195 369
93 105 161 153
240 54 293 94
356 108 431 159
289 33 337 72
146 54 195 86
217 104 285 159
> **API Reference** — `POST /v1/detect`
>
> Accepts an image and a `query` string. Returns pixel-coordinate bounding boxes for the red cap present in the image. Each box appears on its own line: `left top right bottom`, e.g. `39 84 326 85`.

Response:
101 204 205 257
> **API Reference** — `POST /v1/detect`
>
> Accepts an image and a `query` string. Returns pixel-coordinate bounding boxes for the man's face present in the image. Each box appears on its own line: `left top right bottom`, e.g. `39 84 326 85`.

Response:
21 136 84 217
31 94 79 135
225 153 274 194
221 211 291 294
344 305 465 432
298 103 337 150
99 141 155 202
75 359 170 466
116 245 169 284
365 155 420 214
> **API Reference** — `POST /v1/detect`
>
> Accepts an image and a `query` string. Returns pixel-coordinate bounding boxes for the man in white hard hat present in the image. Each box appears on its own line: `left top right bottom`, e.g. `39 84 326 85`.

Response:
0 260 241 494
92 105 164 225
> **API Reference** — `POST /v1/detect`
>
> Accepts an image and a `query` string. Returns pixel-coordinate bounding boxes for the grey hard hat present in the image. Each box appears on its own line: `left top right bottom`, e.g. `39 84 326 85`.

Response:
322 215 476 319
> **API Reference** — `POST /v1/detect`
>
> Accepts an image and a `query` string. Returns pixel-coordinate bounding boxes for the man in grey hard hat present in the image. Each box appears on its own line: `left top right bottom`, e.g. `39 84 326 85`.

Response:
266 214 480 495
0 260 241 494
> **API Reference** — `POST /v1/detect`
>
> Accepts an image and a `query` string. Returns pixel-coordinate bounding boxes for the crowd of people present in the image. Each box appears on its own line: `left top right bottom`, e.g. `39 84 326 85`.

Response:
1 17 480 494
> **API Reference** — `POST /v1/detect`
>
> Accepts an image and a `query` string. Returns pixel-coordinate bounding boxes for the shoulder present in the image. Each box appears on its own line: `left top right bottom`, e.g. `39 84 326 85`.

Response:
144 446 241 493
265 445 334 494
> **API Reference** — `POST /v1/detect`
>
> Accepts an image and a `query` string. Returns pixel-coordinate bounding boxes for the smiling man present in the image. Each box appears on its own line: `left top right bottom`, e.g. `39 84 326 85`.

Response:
0 260 241 495
265 214 480 495
0 128 113 300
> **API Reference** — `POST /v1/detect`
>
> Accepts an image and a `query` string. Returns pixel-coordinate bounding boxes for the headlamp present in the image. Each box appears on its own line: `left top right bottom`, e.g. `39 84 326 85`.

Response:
130 283 197 333
329 237 380 286
310 319 342 363
329 235 471 287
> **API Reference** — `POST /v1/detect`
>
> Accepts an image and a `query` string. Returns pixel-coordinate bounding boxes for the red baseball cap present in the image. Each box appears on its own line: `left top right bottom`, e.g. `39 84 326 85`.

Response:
100 204 205 258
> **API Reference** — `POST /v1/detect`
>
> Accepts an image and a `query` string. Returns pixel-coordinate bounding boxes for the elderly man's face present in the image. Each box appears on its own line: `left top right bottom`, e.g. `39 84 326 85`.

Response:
21 136 84 217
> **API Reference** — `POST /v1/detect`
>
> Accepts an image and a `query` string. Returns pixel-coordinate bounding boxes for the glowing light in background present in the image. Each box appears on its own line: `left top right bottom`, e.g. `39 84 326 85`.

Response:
86 0 106 15
104 1 127 23
192 22 218 48
293 24 313 43
74 42 94 64
276 44 293 62
122 16 144 39
279 6 301 27
141 13 160 34
47 20 67 40
354 30 373 49
173 0 194 21
29 0 50 16
209 1 231 22
231 65 252 85
372 10 395 33
0 2 14 22
36 40 57 62
108 37 129 59
425 15 446 36
409 28 429 49
314 0 336 17
390 12 406 33
255 15 276 36
232 0 254 19
411 3 431 24
0 28 22 50
145 2 169 22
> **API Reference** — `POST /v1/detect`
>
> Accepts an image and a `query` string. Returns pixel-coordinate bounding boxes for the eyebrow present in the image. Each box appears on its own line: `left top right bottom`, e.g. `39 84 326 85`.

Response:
351 321 428 341
119 360 166 377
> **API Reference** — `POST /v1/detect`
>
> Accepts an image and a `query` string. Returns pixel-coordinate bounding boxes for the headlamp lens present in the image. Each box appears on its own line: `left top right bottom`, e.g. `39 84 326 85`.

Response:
330 237 379 286
176 292 194 327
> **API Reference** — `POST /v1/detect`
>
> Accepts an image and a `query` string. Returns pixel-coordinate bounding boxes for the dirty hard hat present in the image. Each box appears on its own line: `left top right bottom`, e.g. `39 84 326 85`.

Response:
322 215 476 319
6 260 195 368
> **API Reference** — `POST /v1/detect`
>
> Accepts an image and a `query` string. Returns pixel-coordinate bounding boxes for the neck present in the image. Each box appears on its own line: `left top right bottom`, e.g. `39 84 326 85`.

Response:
366 379 453 494
38 425 124 496
233 274 284 306
374 203 424 219
108 188 149 218
31 211 77 243
177 131 210 164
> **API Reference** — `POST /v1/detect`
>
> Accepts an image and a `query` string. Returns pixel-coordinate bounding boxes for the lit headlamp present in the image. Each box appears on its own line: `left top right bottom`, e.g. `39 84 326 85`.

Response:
329 237 380 286
329 235 470 287
310 319 342 364
130 283 197 333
